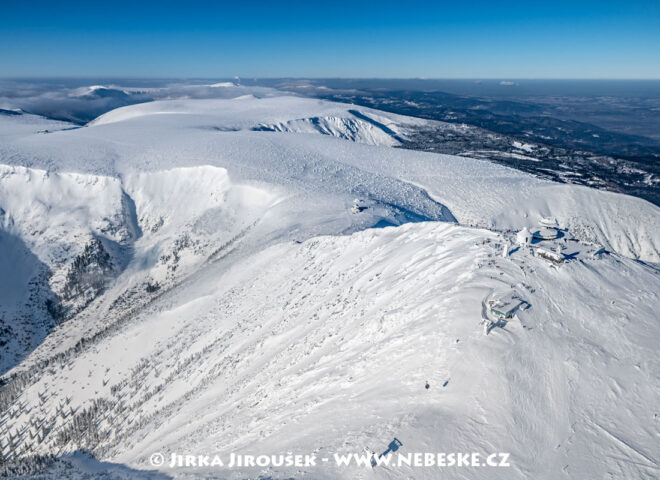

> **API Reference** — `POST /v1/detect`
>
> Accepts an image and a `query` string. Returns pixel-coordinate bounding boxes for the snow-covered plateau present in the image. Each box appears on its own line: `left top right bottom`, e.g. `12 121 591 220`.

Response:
0 93 658 479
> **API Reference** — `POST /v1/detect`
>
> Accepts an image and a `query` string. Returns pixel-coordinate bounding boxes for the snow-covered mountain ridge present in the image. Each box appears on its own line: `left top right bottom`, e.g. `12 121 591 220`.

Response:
89 96 420 147
2 221 659 479
0 94 659 479
0 163 283 372
3 96 658 261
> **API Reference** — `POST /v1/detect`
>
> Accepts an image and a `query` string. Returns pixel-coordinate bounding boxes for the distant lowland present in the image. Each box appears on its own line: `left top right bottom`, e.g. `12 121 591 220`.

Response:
254 79 660 206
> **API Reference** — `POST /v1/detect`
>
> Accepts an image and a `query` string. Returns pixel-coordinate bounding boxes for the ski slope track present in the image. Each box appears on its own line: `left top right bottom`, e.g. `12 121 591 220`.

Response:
0 94 658 479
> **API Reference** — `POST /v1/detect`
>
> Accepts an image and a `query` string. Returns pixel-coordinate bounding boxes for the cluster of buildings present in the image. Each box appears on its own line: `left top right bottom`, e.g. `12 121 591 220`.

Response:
515 217 565 265
484 215 606 334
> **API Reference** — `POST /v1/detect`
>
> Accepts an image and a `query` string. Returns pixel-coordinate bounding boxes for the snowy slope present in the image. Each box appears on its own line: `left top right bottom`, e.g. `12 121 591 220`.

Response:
3 223 659 479
90 96 420 146
3 96 658 262
0 163 285 373
0 95 659 479
0 111 72 139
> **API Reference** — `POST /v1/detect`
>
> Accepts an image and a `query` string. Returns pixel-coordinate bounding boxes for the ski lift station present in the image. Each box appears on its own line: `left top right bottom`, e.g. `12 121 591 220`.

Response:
488 291 525 319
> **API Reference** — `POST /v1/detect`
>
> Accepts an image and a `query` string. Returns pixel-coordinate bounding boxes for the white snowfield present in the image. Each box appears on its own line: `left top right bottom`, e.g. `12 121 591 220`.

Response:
89 95 420 146
0 94 659 479
0 112 70 139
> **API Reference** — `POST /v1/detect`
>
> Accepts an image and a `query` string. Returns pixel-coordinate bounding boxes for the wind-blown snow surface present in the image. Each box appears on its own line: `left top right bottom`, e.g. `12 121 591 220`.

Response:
89 95 419 146
0 95 659 479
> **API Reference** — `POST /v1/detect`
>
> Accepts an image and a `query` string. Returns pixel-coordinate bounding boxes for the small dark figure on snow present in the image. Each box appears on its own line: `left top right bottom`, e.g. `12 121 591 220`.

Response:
425 381 430 390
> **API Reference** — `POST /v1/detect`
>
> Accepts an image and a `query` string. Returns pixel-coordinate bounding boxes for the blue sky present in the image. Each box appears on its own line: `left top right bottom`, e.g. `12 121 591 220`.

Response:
1 0 659 78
